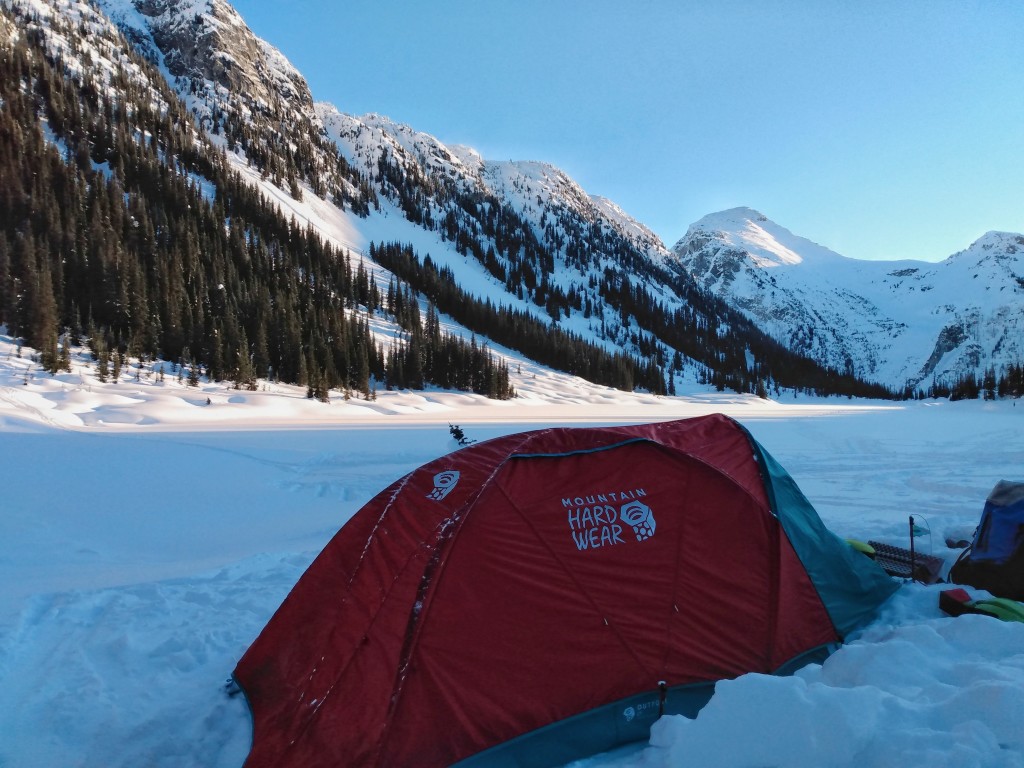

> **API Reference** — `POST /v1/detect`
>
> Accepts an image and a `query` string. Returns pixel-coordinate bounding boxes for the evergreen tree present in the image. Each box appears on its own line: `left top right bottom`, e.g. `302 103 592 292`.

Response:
96 344 109 383
233 328 256 390
57 329 72 373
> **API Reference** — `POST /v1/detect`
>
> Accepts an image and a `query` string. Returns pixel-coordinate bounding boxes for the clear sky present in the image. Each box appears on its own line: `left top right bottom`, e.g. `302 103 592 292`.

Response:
228 0 1023 262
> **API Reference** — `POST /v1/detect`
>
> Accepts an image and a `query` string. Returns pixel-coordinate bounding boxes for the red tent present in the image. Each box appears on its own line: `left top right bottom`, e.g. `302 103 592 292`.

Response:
234 415 896 767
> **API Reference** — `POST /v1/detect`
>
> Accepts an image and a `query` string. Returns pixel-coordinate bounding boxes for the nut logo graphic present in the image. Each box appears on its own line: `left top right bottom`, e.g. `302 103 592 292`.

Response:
426 470 460 501
620 500 656 541
622 706 636 722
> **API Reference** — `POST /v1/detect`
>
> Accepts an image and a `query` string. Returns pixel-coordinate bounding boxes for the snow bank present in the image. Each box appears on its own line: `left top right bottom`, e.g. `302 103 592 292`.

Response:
1 330 1022 768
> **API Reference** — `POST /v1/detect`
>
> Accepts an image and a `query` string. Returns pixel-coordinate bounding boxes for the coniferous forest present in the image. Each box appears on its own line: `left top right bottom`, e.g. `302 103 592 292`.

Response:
369 155 896 400
2 3 953 402
0 7 517 400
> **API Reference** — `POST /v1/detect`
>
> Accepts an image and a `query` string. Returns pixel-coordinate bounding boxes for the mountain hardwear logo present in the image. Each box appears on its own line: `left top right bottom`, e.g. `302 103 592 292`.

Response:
562 489 655 550
427 470 460 501
620 500 656 541
622 700 660 722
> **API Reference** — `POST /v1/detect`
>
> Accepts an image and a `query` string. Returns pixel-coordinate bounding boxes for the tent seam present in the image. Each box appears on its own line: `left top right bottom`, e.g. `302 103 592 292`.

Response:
374 430 543 766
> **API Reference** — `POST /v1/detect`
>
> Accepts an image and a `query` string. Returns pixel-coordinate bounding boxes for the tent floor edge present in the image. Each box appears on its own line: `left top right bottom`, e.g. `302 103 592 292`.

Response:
453 645 836 768
450 683 714 768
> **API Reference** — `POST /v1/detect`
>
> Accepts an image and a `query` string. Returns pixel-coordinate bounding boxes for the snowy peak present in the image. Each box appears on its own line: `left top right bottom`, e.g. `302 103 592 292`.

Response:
671 207 1024 392
482 159 667 259
485 159 590 215
318 105 486 191
480 160 664 256
93 0 370 210
674 207 845 269
950 231 1024 275
969 230 1024 251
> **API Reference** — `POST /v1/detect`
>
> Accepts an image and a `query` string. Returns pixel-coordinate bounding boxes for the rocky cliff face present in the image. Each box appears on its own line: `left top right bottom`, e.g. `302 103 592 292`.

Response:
99 0 371 209
122 0 311 113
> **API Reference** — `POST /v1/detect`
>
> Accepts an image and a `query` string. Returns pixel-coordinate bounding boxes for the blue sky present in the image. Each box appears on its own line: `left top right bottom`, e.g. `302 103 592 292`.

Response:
229 0 1023 262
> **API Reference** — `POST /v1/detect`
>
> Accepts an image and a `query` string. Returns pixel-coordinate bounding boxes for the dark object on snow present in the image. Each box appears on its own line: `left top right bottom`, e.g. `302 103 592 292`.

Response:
867 540 944 584
939 587 1024 623
232 415 897 768
448 422 473 445
949 480 1024 601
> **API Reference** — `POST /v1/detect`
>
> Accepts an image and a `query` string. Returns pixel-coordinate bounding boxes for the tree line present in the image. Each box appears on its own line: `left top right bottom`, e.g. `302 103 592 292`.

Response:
0 6 511 400
370 149 896 399
920 364 1024 402
6 3 1015 402
370 242 663 393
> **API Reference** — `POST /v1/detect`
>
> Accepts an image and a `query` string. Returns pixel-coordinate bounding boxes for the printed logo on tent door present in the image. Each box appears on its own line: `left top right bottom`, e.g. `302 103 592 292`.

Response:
562 488 656 551
426 471 460 501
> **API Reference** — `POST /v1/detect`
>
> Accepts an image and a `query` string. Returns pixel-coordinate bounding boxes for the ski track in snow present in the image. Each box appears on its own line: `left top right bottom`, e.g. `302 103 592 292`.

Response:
0 554 309 768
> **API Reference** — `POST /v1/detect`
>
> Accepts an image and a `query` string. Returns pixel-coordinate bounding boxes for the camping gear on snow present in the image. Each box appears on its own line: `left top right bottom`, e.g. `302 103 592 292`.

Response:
867 539 944 584
232 414 898 768
939 588 1024 623
949 480 1024 601
846 538 877 558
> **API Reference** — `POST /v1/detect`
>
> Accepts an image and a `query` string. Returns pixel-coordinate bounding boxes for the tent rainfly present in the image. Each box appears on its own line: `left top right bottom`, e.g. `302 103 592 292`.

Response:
233 414 897 767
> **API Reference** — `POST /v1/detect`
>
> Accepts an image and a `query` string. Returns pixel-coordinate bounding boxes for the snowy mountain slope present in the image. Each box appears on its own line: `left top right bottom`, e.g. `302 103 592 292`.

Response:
319 106 668 264
1 0 664 407
9 0 353 202
318 105 736 386
9 0 1019 399
5 0 180 120
319 102 682 360
16 0 693 391
672 208 1024 390
94 0 372 210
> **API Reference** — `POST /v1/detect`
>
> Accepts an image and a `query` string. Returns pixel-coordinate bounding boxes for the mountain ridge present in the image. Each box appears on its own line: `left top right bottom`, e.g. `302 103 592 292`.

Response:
671 208 1024 390
3 0 1019 400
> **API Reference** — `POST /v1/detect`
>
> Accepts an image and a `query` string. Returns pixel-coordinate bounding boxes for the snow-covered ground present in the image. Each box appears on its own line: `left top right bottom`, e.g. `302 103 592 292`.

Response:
1 333 1022 768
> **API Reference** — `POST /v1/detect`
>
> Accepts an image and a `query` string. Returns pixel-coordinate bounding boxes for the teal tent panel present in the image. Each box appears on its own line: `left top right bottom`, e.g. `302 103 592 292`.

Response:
747 435 899 638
